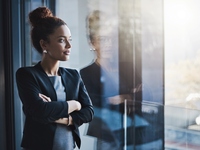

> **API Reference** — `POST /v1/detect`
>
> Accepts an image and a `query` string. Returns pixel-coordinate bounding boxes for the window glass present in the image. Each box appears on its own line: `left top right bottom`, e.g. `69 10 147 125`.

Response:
164 0 200 149
136 1 164 149
56 0 164 150
165 0 200 107
18 0 200 149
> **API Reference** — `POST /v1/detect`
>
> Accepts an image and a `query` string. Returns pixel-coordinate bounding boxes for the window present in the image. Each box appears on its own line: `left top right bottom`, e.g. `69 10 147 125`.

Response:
164 0 200 149
56 0 164 149
14 0 200 149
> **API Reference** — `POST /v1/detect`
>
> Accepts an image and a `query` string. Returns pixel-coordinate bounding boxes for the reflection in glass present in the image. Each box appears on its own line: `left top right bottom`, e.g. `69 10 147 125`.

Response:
56 0 164 149
80 10 136 149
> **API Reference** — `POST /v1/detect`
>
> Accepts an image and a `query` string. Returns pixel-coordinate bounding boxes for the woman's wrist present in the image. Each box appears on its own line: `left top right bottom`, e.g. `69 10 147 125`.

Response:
66 116 70 126
67 100 81 114
75 101 81 111
67 115 73 126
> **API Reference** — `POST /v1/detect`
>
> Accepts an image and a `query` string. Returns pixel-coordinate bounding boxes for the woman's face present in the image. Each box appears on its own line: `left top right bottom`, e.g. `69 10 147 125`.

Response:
92 27 118 59
45 25 72 61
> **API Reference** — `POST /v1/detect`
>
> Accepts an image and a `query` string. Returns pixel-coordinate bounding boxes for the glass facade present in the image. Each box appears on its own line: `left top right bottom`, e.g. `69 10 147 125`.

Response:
164 0 200 149
4 0 200 150
55 0 164 149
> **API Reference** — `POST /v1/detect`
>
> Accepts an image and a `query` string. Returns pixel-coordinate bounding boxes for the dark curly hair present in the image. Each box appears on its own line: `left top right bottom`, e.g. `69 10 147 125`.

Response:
29 7 67 54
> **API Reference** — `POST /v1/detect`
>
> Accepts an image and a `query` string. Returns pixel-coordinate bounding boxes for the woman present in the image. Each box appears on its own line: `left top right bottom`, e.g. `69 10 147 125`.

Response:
80 10 145 150
16 7 93 150
81 9 164 150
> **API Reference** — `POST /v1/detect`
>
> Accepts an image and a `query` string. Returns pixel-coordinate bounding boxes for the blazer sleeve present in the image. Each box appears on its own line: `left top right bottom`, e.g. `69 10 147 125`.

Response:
16 67 69 123
69 71 94 129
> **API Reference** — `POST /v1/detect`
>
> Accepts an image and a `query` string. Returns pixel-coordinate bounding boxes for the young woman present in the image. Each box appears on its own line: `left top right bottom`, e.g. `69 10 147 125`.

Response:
16 7 93 150
80 10 137 150
80 10 149 150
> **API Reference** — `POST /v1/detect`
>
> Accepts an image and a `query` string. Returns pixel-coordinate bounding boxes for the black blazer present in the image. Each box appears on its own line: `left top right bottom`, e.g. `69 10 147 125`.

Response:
80 62 144 145
16 62 94 150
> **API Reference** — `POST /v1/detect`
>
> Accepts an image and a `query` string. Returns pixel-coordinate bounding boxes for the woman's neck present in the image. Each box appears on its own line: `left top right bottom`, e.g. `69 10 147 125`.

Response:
95 58 117 72
40 59 60 76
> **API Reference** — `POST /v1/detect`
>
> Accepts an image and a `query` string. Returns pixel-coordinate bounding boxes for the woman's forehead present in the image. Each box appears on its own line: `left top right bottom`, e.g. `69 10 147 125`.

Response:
53 25 71 37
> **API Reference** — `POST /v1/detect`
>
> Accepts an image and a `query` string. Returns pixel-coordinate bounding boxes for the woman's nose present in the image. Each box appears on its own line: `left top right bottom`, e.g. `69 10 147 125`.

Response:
66 41 71 49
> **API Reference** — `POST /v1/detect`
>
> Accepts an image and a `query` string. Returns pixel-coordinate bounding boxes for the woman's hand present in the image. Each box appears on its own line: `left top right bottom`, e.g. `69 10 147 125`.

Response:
55 115 73 126
67 100 81 114
39 93 51 102
55 118 68 124
108 94 131 105
108 94 134 114
38 94 79 124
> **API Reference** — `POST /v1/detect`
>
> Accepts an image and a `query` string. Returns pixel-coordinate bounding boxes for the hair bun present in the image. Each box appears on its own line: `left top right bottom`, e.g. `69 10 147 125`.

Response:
29 7 53 27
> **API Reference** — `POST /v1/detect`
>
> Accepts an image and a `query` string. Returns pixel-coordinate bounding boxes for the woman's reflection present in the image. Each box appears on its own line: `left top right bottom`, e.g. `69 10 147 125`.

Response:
80 10 143 150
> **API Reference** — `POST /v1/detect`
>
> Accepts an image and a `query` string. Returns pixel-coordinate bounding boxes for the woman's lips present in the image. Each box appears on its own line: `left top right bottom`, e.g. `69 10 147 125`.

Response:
64 51 70 55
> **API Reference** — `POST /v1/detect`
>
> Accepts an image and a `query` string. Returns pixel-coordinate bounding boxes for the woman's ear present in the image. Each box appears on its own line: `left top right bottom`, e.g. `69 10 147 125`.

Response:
90 38 95 46
40 39 47 50
89 41 96 51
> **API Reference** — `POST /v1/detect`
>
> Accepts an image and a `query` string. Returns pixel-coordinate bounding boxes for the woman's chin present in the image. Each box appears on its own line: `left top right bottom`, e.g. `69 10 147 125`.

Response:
61 56 70 61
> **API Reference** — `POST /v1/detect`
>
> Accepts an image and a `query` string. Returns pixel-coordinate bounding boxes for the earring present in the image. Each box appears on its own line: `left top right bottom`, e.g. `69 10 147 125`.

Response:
43 50 47 53
90 48 96 51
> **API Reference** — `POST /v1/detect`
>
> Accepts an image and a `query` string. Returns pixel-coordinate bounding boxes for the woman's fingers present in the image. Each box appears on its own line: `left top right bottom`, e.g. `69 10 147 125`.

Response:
39 93 51 102
55 118 68 124
76 101 82 111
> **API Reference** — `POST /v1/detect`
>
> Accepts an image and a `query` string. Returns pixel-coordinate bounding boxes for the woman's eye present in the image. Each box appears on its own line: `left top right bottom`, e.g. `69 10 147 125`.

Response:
59 39 65 43
59 38 72 43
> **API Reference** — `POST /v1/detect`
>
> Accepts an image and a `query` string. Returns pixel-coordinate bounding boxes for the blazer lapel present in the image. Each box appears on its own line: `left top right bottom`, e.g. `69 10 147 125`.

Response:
59 68 76 101
34 62 57 101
